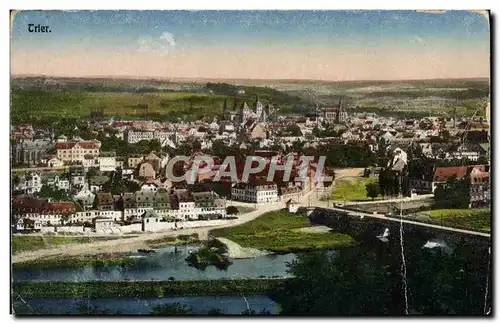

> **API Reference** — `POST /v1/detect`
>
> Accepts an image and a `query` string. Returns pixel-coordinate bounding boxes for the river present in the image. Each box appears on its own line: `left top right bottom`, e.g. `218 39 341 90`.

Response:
12 295 279 315
13 244 299 282
11 223 491 315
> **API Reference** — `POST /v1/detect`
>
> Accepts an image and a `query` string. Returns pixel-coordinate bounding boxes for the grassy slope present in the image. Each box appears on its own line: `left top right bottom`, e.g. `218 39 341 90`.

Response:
145 234 200 248
331 177 379 202
11 235 119 254
210 211 355 253
420 209 491 232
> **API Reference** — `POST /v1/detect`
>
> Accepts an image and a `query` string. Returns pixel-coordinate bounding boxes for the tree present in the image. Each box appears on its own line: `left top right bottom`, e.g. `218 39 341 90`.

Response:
38 184 53 198
22 218 35 230
210 139 230 157
92 193 100 210
378 169 401 197
61 213 71 226
273 250 403 315
377 137 389 157
37 185 70 201
477 156 489 165
124 179 140 192
439 129 451 142
226 206 239 215
106 168 124 195
433 175 470 209
365 182 380 200
283 124 303 137
148 139 162 153
12 174 21 187
290 139 305 154
87 167 99 178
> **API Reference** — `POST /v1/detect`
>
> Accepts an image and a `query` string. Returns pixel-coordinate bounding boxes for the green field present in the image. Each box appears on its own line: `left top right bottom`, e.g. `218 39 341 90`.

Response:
420 209 491 232
210 211 355 253
11 89 230 123
10 77 489 125
331 176 379 202
145 233 200 248
12 235 120 254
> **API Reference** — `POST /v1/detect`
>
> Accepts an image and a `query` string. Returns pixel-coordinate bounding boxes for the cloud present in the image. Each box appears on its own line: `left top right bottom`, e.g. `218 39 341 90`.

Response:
138 31 176 55
160 32 176 47
409 36 424 44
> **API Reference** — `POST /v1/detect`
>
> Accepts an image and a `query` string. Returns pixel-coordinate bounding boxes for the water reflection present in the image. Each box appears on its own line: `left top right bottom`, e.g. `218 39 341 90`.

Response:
13 295 279 315
13 245 296 283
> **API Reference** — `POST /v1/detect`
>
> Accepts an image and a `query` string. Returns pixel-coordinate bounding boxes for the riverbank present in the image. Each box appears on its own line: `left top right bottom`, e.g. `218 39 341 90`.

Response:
210 210 356 253
145 233 200 248
216 237 270 259
12 254 152 270
11 200 288 264
12 279 284 298
12 233 202 269
12 235 124 255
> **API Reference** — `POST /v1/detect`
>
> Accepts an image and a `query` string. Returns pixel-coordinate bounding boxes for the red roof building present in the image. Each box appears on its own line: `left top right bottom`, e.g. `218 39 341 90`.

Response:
433 166 469 182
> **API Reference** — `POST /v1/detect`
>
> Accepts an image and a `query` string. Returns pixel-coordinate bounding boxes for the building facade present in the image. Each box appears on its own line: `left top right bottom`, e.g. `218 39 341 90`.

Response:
55 140 101 163
11 138 53 166
231 182 279 203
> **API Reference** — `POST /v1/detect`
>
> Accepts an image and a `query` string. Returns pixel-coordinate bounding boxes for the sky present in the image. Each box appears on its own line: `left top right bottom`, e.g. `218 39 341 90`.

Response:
10 10 490 81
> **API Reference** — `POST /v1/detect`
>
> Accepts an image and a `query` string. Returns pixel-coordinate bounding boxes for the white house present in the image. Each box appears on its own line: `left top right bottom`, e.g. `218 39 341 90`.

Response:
71 173 86 188
93 216 115 231
26 173 42 194
126 130 154 144
55 140 101 163
82 157 99 169
73 188 96 210
161 137 177 149
47 157 64 168
231 182 279 203
54 177 70 191
16 218 42 232
98 155 117 172
170 201 197 220
153 130 171 142
73 210 122 224
140 182 158 192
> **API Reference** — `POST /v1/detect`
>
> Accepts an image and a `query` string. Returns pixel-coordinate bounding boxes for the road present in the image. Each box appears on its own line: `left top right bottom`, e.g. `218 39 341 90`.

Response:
302 181 489 238
12 183 319 263
314 206 490 238
342 194 434 206
12 166 69 172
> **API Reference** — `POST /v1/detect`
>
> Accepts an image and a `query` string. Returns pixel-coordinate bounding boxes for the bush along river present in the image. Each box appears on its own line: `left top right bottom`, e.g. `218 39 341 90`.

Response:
12 215 492 315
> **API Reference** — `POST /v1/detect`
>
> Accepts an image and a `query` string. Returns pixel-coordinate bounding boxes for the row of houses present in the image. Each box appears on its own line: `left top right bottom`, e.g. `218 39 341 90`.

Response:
12 188 228 228
409 164 490 207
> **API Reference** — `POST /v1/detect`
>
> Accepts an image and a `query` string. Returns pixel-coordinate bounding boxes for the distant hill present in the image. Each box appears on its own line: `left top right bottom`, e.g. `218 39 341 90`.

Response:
10 78 307 126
